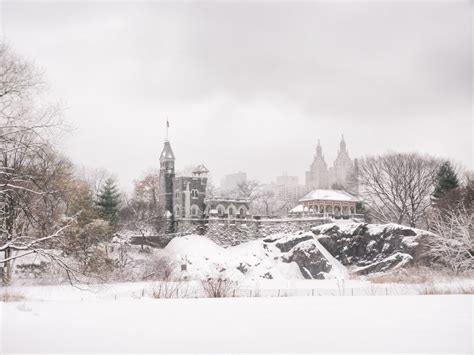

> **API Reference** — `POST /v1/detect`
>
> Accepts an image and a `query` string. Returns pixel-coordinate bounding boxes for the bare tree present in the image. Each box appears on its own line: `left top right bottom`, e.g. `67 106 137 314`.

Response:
255 189 275 216
232 179 261 214
0 43 72 284
425 206 473 273
358 153 439 227
120 171 165 244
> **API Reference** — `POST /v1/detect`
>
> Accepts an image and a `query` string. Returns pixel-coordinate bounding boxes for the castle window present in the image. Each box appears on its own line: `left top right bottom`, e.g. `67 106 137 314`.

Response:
216 205 225 217
191 205 200 217
175 190 180 199
239 207 246 218
191 189 198 199
228 205 236 217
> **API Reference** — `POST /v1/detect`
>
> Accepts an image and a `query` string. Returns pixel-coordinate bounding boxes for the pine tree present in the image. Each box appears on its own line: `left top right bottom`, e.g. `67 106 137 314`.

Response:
433 161 460 199
96 178 121 227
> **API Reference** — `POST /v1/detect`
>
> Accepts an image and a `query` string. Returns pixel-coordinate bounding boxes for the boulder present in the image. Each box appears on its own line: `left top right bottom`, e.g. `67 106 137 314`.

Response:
274 233 313 253
355 252 413 275
312 223 433 274
282 240 332 279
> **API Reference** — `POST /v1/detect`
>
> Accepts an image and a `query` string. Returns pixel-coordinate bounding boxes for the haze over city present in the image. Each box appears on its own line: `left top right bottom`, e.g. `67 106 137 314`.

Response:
1 1 471 189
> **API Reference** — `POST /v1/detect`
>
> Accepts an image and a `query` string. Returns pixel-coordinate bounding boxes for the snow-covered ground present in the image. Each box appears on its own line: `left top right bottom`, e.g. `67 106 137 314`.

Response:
1 295 472 354
2 275 473 302
2 225 473 354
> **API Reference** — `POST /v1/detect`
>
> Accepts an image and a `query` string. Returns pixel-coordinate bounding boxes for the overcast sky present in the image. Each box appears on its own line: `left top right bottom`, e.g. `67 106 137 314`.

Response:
1 1 472 190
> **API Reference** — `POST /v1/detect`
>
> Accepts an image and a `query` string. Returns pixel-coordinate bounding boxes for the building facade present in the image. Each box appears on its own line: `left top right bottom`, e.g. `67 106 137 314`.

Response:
158 137 250 232
305 140 330 190
220 172 247 192
173 166 209 219
205 198 249 219
272 173 304 205
290 189 360 218
305 135 354 191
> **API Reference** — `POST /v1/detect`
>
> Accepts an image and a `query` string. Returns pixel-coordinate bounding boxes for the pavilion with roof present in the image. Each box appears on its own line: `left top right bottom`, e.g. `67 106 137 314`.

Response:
290 189 360 218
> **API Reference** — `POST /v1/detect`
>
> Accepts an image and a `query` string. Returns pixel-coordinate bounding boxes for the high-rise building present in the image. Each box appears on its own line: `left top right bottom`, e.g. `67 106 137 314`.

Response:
305 135 354 191
220 172 247 192
274 173 302 202
329 135 354 188
305 140 329 189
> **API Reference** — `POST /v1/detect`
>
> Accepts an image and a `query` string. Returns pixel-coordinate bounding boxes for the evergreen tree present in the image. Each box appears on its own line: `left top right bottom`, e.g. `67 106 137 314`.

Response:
96 178 121 227
433 161 460 199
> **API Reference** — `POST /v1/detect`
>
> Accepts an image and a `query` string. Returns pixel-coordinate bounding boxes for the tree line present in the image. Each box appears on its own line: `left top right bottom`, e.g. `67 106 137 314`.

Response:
0 44 164 284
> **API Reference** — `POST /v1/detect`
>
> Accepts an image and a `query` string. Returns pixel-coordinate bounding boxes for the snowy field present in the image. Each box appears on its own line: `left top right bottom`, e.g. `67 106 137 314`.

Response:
4 276 473 301
2 226 473 354
1 295 472 354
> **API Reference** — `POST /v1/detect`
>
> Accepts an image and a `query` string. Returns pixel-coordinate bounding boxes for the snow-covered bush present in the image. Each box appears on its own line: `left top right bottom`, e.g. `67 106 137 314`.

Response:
142 253 176 281
63 219 114 276
425 207 473 273
152 280 185 299
202 277 238 298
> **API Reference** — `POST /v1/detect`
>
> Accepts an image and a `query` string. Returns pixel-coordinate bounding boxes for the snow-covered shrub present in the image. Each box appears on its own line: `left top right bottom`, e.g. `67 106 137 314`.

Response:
15 261 49 280
152 280 186 299
425 207 473 273
201 277 238 298
367 267 433 284
84 248 114 278
142 253 176 281
419 285 474 295
0 290 25 302
63 219 114 276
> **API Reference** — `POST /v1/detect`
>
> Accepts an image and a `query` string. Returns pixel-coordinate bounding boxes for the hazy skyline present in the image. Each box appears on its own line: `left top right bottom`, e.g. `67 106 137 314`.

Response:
1 1 472 190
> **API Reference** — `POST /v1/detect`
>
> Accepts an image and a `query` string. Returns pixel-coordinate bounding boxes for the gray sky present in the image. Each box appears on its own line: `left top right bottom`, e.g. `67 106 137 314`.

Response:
1 1 472 190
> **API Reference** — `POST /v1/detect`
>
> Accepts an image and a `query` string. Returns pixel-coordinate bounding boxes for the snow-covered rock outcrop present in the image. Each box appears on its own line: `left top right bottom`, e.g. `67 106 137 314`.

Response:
312 222 433 275
164 232 343 281
163 222 434 281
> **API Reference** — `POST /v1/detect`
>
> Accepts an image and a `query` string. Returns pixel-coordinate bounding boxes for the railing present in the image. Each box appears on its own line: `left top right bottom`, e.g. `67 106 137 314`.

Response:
291 212 365 220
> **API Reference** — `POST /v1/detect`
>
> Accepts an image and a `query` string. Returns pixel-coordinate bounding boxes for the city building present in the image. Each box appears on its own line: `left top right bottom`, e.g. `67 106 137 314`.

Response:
220 172 247 192
306 135 355 191
273 173 303 203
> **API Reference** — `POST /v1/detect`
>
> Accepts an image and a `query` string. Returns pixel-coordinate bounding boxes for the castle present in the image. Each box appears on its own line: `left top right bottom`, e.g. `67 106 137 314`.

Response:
158 133 249 232
306 135 356 191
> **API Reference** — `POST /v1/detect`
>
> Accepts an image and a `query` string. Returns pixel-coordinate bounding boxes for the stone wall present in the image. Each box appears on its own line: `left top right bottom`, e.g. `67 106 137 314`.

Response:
174 217 331 246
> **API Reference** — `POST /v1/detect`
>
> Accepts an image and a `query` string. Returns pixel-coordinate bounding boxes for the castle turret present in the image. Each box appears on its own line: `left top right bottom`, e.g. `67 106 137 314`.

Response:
159 124 176 231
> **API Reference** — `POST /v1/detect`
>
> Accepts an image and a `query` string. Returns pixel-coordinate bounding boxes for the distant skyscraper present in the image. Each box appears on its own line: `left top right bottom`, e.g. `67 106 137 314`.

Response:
305 140 329 189
305 136 354 191
329 135 354 188
221 172 247 192
274 173 301 202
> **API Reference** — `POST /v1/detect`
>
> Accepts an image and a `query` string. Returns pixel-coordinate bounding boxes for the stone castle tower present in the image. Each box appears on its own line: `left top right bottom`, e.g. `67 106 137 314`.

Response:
158 124 209 229
305 135 354 191
159 138 176 231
